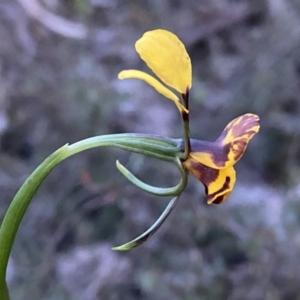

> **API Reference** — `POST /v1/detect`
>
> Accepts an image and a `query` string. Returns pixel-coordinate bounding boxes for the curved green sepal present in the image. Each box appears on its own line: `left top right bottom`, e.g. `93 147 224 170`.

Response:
112 195 180 251
116 158 187 196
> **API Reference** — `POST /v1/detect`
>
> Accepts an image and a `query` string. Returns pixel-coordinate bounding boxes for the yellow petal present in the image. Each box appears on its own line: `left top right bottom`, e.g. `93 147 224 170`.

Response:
189 114 260 169
135 29 192 94
118 70 188 113
183 158 236 204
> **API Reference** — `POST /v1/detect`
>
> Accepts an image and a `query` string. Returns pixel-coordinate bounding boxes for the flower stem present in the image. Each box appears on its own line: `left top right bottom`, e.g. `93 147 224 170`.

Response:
180 92 191 160
2 282 10 300
0 144 69 298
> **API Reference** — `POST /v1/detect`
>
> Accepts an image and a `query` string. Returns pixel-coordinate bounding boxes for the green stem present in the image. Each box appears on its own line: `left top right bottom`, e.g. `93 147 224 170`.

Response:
0 133 181 297
0 144 69 297
3 282 10 300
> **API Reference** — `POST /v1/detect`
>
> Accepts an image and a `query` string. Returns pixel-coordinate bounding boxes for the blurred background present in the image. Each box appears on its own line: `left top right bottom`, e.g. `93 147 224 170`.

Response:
1 0 300 299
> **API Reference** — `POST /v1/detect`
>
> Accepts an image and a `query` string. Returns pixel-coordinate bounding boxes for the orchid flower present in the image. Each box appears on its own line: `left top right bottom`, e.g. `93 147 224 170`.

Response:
113 29 260 250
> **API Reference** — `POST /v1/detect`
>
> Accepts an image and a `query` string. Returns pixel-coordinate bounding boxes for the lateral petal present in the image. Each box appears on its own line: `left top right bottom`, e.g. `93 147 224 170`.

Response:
118 70 188 113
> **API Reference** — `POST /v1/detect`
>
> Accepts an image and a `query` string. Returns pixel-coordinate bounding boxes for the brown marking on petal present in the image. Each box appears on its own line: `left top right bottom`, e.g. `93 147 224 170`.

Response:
231 139 247 161
214 144 231 168
189 161 219 188
182 111 189 121
213 195 227 204
181 89 190 109
216 114 260 146
189 140 231 168
183 159 235 205
208 176 231 204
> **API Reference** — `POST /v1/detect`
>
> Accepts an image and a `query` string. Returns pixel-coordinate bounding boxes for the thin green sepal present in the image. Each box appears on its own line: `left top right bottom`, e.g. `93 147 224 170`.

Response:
116 157 187 196
112 195 180 251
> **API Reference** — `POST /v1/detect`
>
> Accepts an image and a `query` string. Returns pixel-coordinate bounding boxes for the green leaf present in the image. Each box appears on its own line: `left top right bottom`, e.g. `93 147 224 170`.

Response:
0 144 69 298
